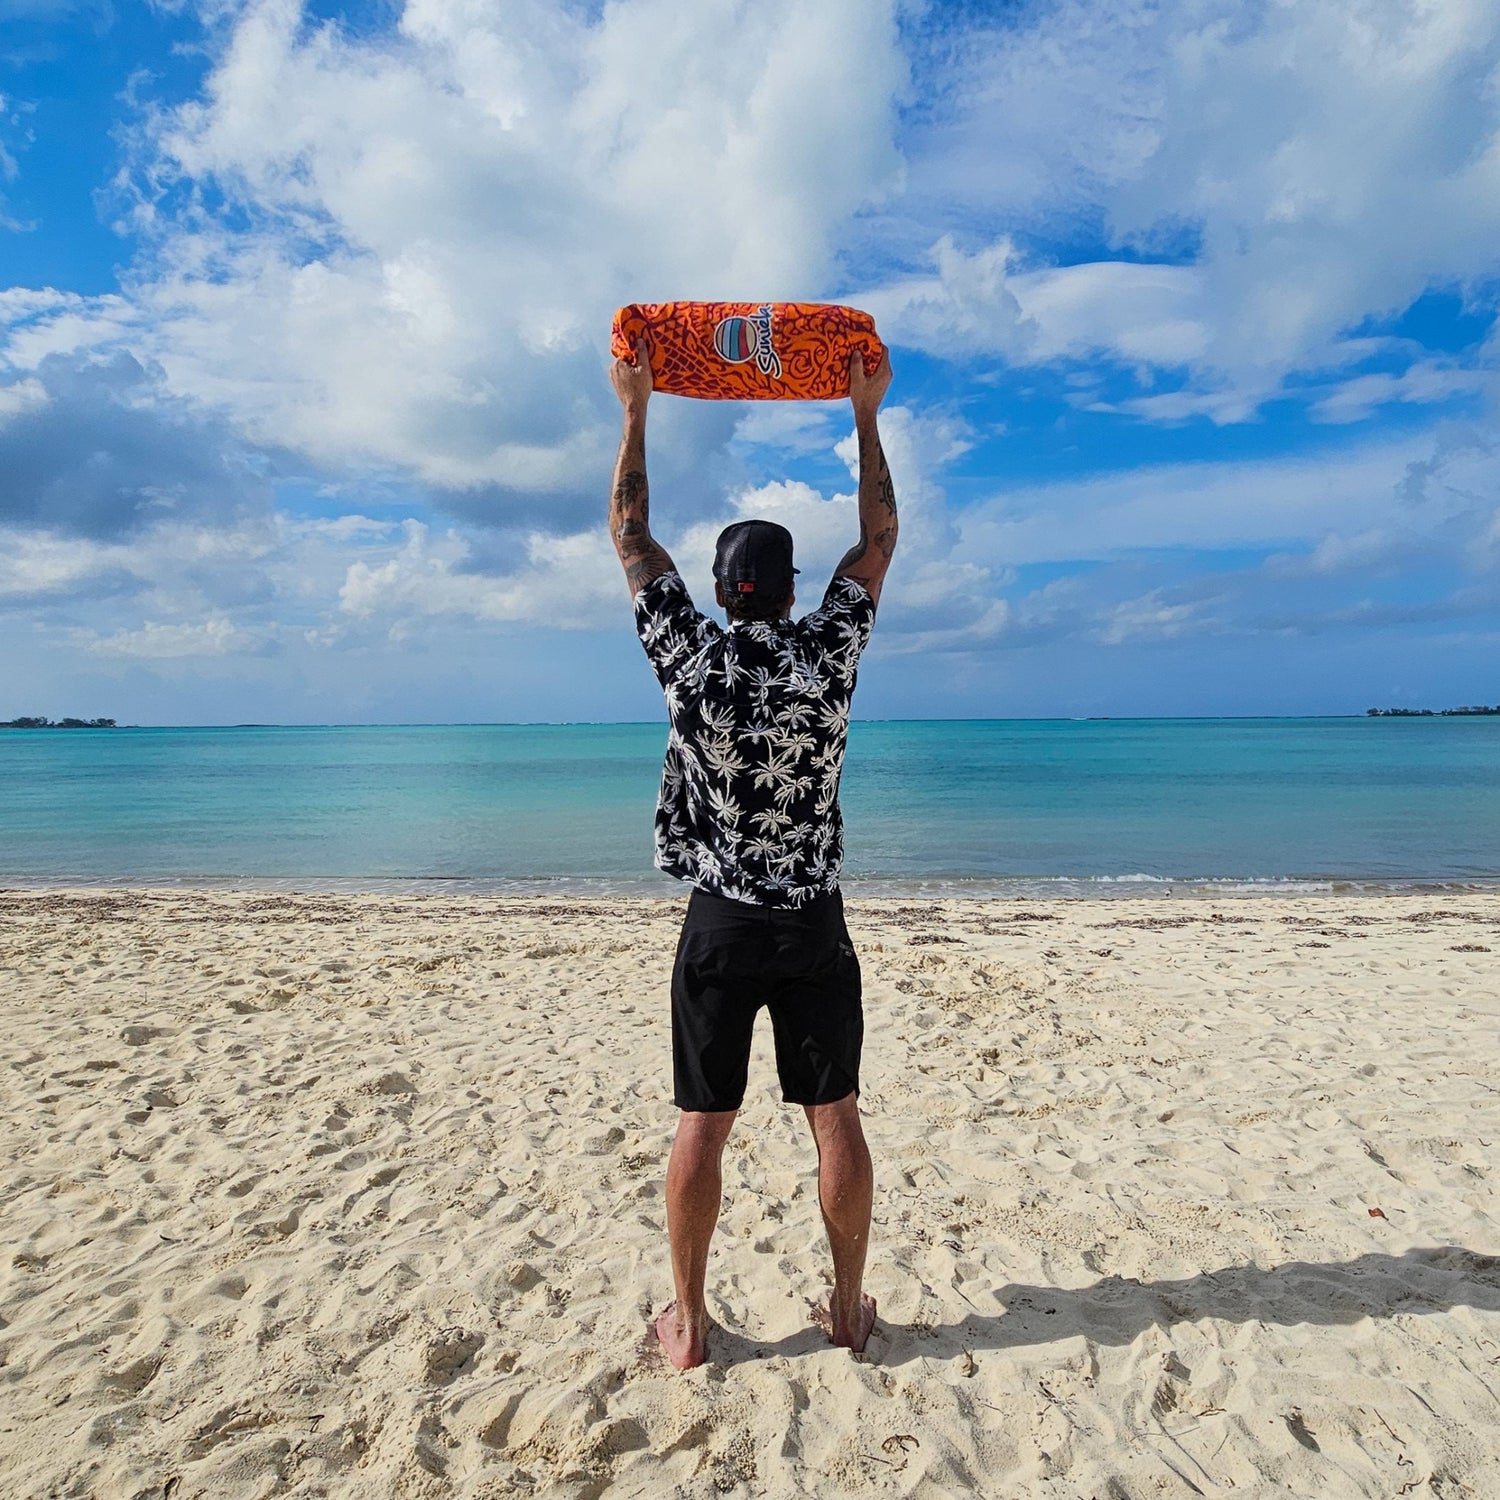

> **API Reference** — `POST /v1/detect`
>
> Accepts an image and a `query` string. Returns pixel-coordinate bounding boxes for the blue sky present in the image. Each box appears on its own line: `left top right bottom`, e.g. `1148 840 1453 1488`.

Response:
2 0 1497 724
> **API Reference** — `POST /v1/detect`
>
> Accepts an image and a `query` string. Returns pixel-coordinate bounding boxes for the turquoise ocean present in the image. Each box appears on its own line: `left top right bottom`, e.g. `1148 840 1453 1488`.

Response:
1 718 1497 897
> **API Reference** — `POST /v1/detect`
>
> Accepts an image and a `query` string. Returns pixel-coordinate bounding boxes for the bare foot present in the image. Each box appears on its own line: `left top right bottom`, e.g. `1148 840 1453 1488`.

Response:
653 1302 709 1369
813 1293 877 1352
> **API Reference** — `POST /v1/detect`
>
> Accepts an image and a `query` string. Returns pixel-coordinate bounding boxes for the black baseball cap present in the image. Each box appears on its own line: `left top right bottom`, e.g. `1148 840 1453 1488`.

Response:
712 519 799 598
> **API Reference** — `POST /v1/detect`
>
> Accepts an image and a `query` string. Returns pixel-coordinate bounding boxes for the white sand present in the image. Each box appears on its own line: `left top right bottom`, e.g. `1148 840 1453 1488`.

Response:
2 888 1498 1498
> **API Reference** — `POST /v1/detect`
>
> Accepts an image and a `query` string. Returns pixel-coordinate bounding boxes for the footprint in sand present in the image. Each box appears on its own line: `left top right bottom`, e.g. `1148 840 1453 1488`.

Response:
420 1326 484 1384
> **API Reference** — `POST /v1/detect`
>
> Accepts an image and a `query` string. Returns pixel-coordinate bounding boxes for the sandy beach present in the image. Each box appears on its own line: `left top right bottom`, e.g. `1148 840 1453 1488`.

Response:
1 888 1498 1498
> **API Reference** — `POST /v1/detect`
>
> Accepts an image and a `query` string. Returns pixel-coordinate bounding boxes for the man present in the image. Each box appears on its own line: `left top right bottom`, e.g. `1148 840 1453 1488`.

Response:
608 336 897 1369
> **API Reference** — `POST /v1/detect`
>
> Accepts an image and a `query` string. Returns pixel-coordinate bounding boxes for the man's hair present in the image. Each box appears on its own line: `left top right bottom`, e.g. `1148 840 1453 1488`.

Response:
723 588 791 624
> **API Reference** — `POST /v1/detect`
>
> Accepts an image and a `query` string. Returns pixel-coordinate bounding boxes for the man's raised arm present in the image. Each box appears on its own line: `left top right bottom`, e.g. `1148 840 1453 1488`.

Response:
609 340 676 598
834 345 897 609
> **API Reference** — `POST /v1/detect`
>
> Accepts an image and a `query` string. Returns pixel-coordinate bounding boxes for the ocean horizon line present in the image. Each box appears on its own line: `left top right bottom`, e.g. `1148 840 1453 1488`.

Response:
7 712 1486 730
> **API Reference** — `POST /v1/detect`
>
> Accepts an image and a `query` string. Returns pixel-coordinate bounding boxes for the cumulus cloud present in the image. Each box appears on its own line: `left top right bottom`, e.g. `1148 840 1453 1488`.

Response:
892 0 1500 415
0 287 138 366
338 518 624 633
329 404 1006 647
1099 592 1207 647
865 239 1212 373
954 425 1500 650
958 438 1432 567
0 374 46 419
0 350 277 537
861 236 1035 361
71 0 907 507
1108 0 1500 386
0 529 139 602
79 616 272 659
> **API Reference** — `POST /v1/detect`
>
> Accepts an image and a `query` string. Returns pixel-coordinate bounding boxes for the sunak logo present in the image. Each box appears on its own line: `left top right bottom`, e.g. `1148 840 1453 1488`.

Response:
712 305 783 379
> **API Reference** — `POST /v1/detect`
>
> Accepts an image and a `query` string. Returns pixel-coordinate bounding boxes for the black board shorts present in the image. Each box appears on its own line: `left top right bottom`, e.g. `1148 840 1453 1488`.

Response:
670 886 863 1113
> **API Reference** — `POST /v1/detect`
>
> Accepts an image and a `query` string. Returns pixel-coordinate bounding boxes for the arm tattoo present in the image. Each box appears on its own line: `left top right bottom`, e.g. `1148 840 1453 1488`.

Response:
612 469 648 521
837 524 869 574
859 427 897 516
611 472 656 564
608 452 673 595
611 468 649 540
837 422 898 593
625 550 671 592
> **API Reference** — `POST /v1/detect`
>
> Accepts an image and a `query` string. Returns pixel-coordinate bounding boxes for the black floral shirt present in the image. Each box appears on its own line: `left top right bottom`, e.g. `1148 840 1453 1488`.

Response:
634 571 876 906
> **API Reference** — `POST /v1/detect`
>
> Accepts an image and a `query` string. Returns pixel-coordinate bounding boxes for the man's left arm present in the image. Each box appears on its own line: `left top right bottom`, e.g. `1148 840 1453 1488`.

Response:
609 341 676 598
832 347 897 611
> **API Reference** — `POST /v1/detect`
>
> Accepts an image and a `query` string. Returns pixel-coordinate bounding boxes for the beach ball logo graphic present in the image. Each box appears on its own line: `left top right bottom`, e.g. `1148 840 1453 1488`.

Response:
711 305 783 378
713 316 759 364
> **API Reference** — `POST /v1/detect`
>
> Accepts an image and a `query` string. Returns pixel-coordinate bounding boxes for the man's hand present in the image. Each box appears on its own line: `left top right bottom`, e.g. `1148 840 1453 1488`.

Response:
611 338 654 415
849 343 892 423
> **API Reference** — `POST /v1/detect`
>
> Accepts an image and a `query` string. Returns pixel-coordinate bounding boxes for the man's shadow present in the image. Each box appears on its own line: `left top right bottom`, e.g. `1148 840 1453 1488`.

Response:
715 1246 1500 1368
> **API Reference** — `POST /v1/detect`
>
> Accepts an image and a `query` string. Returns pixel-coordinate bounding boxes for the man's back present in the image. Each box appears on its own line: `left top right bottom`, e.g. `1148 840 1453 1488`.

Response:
635 571 875 906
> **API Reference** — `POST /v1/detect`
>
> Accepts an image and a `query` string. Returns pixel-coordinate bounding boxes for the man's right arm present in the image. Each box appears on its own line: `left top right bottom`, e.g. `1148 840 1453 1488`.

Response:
834 346 897 609
609 340 676 598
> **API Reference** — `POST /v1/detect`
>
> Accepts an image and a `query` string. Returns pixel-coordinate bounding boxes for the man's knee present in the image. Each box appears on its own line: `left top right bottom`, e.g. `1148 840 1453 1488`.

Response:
804 1092 865 1150
673 1108 737 1163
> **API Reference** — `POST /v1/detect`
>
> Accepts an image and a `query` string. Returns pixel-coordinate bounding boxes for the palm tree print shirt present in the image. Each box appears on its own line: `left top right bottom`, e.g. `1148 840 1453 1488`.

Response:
634 571 876 907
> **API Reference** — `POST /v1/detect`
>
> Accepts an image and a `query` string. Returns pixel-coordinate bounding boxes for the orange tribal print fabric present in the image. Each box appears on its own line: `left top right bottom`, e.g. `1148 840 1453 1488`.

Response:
611 302 883 401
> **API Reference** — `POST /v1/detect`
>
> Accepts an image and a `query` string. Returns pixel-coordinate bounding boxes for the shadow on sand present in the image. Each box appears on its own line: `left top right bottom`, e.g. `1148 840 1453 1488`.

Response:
713 1246 1500 1369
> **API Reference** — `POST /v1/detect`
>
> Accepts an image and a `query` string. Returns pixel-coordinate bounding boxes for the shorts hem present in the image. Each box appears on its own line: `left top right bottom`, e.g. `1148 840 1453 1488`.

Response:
780 1083 860 1108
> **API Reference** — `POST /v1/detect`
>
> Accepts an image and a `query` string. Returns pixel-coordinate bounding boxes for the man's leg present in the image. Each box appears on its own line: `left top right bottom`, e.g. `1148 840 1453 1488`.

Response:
804 1092 876 1351
656 1107 737 1369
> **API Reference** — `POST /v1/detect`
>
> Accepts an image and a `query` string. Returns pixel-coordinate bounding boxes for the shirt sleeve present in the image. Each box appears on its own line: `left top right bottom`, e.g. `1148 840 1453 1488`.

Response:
633 571 718 690
800 575 876 683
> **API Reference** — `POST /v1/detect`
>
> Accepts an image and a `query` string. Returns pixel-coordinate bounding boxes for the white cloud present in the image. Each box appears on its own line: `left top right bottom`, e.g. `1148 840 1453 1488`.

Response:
1100 592 1207 646
74 0 908 497
732 403 840 456
0 92 31 233
893 0 1500 413
338 518 624 632
1265 526 1423 580
0 290 138 368
865 241 1210 373
1013 260 1207 368
0 375 46 422
329 403 1004 643
1109 0 1500 387
1309 362 1492 425
0 530 128 599
958 435 1438 567
860 236 1034 361
80 616 267 658
1101 388 1260 426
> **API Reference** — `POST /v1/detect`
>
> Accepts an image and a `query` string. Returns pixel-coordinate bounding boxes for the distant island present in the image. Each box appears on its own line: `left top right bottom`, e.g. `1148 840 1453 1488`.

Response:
1366 705 1499 717
1 716 118 729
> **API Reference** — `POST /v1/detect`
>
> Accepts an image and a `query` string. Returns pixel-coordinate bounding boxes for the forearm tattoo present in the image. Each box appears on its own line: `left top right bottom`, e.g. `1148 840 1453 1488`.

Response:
839 426 898 579
609 455 671 593
862 427 897 521
612 469 649 534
